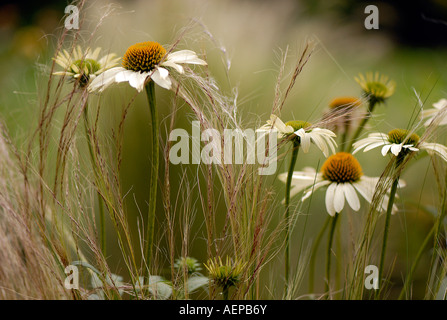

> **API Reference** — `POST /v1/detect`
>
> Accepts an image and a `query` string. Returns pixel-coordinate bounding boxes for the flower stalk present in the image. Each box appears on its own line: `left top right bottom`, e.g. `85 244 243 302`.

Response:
325 212 339 299
284 139 300 293
377 171 400 297
346 99 376 153
308 216 330 295
144 80 159 278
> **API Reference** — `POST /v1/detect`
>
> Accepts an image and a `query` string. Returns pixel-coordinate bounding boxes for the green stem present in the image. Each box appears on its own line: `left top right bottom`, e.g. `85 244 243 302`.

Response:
284 140 300 294
308 215 330 295
144 80 159 279
345 100 376 153
377 176 400 297
325 212 339 299
398 224 435 300
83 102 106 255
223 286 229 300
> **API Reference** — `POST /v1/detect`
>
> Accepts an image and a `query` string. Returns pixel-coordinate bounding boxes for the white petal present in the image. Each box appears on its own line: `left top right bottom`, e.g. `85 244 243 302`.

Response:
88 67 125 92
129 72 149 92
166 50 207 65
333 183 345 213
352 177 376 205
151 67 172 90
325 183 337 216
297 129 311 153
420 142 447 162
343 183 360 211
115 69 137 83
161 60 184 74
381 144 392 156
302 180 329 201
363 141 386 152
433 98 447 110
308 131 328 157
390 144 403 156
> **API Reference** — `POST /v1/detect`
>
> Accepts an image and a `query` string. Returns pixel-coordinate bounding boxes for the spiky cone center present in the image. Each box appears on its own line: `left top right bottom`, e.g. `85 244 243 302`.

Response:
321 152 363 183
71 58 101 86
174 257 201 274
387 129 420 145
285 120 312 131
329 97 361 109
122 41 166 73
356 73 395 104
205 257 245 289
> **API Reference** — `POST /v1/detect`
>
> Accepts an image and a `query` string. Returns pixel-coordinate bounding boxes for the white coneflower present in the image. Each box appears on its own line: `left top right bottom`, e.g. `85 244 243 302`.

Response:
53 46 120 87
352 128 447 161
421 98 447 127
257 115 337 157
279 152 401 216
88 41 207 92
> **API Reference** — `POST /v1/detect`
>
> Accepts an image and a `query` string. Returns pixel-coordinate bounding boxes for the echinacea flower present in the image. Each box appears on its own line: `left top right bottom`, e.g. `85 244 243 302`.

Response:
174 256 202 274
279 152 401 216
355 72 396 105
204 256 246 290
421 98 447 127
324 96 364 134
53 46 120 87
352 128 447 161
257 115 337 157
89 41 207 92
329 97 362 110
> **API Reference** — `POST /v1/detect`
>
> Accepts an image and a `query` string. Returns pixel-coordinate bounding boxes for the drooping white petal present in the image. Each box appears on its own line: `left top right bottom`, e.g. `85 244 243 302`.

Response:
296 129 311 153
433 98 447 110
160 60 184 74
166 50 207 65
420 142 447 162
390 143 403 156
325 183 337 216
363 141 386 152
381 144 392 156
115 69 137 83
151 67 172 90
301 180 330 201
352 177 377 205
307 131 328 157
333 183 345 213
88 67 125 92
343 183 360 212
402 144 419 152
279 170 322 200
128 72 149 92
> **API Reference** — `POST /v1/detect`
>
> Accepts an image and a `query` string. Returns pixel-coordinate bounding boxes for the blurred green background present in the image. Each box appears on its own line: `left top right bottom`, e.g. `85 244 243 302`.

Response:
1 0 447 298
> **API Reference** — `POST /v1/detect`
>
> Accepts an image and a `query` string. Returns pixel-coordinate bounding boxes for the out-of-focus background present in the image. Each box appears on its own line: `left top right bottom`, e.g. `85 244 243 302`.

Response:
1 0 447 298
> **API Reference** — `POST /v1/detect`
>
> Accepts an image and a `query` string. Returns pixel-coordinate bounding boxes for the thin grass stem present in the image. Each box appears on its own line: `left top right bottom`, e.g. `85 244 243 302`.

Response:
284 140 300 294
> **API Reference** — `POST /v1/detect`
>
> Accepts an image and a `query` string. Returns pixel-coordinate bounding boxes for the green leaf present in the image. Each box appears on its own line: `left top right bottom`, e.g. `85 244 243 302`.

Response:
148 276 172 300
186 276 209 293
